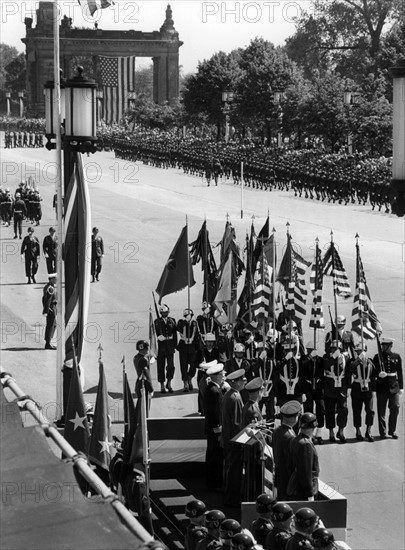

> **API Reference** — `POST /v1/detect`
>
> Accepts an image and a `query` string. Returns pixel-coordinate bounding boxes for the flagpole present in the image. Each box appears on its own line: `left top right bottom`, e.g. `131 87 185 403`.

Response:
54 0 64 421
355 234 365 350
240 161 244 219
186 216 191 311
313 237 319 350
286 222 293 359
330 230 339 341
272 227 276 365
204 217 208 303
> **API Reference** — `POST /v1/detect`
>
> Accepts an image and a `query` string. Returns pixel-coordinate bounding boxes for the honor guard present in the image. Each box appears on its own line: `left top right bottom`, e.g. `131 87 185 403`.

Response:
43 226 57 274
264 503 293 550
276 336 306 409
184 500 208 550
217 323 235 363
133 340 154 407
285 508 319 550
203 363 225 491
195 510 225 550
302 342 325 444
349 343 377 441
42 273 57 349
324 315 354 356
272 400 301 500
177 308 199 392
21 227 40 284
249 493 276 546
154 304 177 393
373 337 403 439
322 340 351 443
258 328 279 422
197 302 219 343
287 413 320 502
196 333 220 411
242 377 265 427
222 369 246 507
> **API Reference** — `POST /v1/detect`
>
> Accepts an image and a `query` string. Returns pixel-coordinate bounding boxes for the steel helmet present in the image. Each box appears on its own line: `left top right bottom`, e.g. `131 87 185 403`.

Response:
271 503 293 523
231 533 255 550
220 518 241 539
294 508 319 529
255 493 276 514
185 500 206 518
205 510 225 529
312 527 335 548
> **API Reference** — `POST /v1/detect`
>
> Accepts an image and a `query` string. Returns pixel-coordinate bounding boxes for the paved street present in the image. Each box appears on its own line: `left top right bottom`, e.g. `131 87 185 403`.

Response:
1 142 404 550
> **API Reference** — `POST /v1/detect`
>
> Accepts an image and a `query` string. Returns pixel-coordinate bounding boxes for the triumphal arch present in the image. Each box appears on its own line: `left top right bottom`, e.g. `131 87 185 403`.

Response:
22 1 183 116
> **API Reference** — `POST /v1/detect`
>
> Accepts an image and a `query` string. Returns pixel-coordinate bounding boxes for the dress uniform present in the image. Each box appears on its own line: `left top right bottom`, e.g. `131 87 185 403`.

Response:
184 500 208 550
221 368 246 507
287 414 320 501
276 337 306 408
302 343 325 444
21 227 40 283
177 309 199 391
322 341 351 442
91 227 104 282
250 493 276 546
197 303 219 342
203 364 225 490
42 273 57 349
154 304 177 393
324 315 354 356
350 344 377 441
43 227 57 274
133 341 154 409
272 400 301 500
12 193 26 239
373 338 403 438
264 503 293 550
242 377 264 427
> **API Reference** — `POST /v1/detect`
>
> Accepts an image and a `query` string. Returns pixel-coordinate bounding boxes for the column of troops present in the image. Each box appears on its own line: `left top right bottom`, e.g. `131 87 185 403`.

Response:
0 182 43 232
4 130 43 148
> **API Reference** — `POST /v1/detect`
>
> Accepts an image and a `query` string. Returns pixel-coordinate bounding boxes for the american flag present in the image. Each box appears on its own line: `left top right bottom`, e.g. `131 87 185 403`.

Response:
252 250 272 322
351 243 382 339
64 153 92 364
278 235 311 322
309 242 325 329
323 241 352 298
99 56 136 123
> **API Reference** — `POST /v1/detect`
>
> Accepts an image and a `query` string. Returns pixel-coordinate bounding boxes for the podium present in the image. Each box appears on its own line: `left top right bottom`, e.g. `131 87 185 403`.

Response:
231 424 274 501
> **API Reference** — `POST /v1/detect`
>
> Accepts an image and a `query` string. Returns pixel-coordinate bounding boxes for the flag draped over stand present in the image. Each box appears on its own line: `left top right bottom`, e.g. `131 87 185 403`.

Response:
351 242 382 339
156 225 195 302
64 153 92 364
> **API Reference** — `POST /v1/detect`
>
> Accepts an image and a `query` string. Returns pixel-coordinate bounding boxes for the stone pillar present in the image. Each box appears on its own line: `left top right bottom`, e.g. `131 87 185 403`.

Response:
167 52 179 103
153 55 167 104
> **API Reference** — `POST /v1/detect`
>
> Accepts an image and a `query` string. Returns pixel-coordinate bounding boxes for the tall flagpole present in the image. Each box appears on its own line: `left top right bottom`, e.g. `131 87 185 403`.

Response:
355 234 365 350
204 216 208 303
186 216 191 311
240 161 244 219
272 227 276 365
54 0 64 420
314 237 319 350
330 230 339 340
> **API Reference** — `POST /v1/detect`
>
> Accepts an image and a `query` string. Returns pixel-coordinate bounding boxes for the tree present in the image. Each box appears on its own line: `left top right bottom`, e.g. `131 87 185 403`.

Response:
0 43 20 91
5 53 26 94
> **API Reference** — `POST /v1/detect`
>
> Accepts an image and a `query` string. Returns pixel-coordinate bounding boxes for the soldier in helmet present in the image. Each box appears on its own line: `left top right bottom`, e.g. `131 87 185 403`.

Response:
42 273 57 350
12 192 26 239
177 308 199 392
197 301 219 342
219 518 241 548
349 342 377 442
324 315 354 357
322 340 351 443
154 304 177 393
196 510 225 550
232 532 255 550
302 341 325 445
311 528 335 549
249 493 276 546
184 500 207 550
285 508 319 550
276 335 306 410
287 413 320 502
196 332 220 413
264 503 293 550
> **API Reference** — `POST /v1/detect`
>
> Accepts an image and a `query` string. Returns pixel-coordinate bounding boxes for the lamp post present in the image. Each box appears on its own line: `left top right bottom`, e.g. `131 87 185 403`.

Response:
222 90 234 143
5 92 11 116
389 58 405 216
273 90 284 148
343 88 360 154
18 92 25 118
44 65 98 420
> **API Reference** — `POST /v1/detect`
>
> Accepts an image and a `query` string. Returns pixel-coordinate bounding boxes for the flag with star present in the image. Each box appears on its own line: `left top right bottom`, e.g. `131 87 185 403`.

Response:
99 55 135 123
88 361 113 470
63 357 90 454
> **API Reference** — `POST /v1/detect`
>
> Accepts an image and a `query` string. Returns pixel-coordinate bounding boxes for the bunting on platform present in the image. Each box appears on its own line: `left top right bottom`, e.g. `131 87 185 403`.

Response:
88 361 113 470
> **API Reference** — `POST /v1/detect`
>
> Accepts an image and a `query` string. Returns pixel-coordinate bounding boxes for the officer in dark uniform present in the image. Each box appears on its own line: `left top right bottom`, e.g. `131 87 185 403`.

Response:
242 377 265 427
43 226 57 274
285 508 319 550
195 510 225 550
221 368 246 507
276 336 306 409
373 337 403 438
42 273 57 349
249 493 276 546
350 342 377 441
272 400 301 500
324 315 354 357
91 227 104 282
184 500 207 550
302 341 325 444
133 340 154 409
21 227 40 284
264 502 293 550
177 308 199 392
203 363 225 491
12 192 26 239
287 413 320 502
154 304 177 393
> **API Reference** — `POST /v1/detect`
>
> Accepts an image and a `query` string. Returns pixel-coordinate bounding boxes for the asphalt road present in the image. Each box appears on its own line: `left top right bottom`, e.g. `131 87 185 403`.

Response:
1 141 404 550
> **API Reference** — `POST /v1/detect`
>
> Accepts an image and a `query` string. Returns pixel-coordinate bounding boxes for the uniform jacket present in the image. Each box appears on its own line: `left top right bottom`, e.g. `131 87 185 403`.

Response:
196 314 219 340
12 198 26 218
177 318 199 352
250 517 273 546
21 235 40 258
301 355 324 398
221 388 243 448
349 356 377 394
288 433 320 499
43 234 57 257
276 357 306 399
203 381 223 437
241 399 263 427
325 329 354 355
272 424 295 496
322 354 351 398
373 351 403 394
133 353 154 397
154 316 177 353
42 283 57 315
264 527 292 550
91 234 104 258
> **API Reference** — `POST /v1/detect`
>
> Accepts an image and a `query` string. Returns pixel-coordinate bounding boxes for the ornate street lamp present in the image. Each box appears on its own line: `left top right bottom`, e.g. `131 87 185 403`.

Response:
44 79 66 150
65 66 97 152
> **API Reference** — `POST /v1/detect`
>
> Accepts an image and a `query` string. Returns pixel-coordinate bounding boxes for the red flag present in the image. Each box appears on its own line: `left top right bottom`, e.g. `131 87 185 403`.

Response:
63 356 90 454
156 225 195 302
88 362 113 470
64 153 92 364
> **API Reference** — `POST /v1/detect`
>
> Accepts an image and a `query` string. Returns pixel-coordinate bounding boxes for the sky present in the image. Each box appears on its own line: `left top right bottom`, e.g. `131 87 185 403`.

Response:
0 0 314 74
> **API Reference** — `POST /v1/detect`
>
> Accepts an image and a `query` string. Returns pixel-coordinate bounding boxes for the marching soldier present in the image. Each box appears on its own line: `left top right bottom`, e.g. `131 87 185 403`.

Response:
203 363 225 491
154 304 177 393
177 308 199 392
91 227 104 282
264 503 293 550
221 368 246 507
249 493 276 546
12 192 26 239
1 188 13 226
43 226 57 274
322 340 351 443
350 343 377 441
373 337 403 439
302 341 325 444
42 273 57 350
184 500 208 550
21 227 40 284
